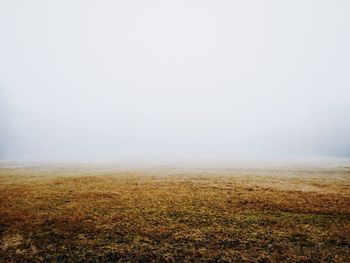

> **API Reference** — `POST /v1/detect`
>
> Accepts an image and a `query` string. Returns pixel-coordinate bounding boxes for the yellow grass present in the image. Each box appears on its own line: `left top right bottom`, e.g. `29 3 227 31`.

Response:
0 166 349 262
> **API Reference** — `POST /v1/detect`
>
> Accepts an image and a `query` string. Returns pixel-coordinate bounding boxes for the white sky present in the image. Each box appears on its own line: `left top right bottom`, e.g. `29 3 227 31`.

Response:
0 1 349 162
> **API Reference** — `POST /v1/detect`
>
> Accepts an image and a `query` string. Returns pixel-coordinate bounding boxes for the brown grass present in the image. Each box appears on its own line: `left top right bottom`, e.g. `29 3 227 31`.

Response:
0 166 349 262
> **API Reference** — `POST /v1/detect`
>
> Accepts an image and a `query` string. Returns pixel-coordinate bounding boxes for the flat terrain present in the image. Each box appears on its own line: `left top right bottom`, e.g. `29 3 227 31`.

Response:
0 166 349 262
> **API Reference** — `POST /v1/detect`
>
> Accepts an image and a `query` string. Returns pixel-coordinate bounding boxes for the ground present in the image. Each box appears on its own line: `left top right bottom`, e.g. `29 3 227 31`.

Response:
0 165 349 262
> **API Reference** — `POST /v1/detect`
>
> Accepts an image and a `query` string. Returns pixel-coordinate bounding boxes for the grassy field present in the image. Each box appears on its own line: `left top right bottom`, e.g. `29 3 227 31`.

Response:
0 165 349 262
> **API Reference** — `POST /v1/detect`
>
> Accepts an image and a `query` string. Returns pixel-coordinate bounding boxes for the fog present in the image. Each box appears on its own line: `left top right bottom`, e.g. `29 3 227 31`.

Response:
0 1 350 164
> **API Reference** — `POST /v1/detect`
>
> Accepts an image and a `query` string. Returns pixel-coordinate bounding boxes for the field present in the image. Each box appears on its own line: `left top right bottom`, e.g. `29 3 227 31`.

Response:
0 165 349 262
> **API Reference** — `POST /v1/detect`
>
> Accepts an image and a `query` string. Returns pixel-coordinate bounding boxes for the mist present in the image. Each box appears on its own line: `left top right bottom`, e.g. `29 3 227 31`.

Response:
1 0 350 163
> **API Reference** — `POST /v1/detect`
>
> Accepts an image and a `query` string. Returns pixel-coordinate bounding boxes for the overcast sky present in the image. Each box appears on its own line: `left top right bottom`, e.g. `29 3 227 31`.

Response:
0 1 349 163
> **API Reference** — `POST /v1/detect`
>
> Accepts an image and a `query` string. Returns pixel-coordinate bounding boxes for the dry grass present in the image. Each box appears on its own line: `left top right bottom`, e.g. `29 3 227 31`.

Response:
0 166 349 262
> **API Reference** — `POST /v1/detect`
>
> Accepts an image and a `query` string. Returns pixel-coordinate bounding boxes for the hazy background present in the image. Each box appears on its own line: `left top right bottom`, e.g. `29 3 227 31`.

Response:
0 0 349 163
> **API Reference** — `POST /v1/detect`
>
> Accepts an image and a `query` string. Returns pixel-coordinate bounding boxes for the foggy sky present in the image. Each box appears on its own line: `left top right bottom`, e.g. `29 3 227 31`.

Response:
0 1 350 163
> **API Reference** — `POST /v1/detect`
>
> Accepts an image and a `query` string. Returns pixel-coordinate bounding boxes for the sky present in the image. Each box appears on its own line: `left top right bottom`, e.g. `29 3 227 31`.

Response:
0 0 349 163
